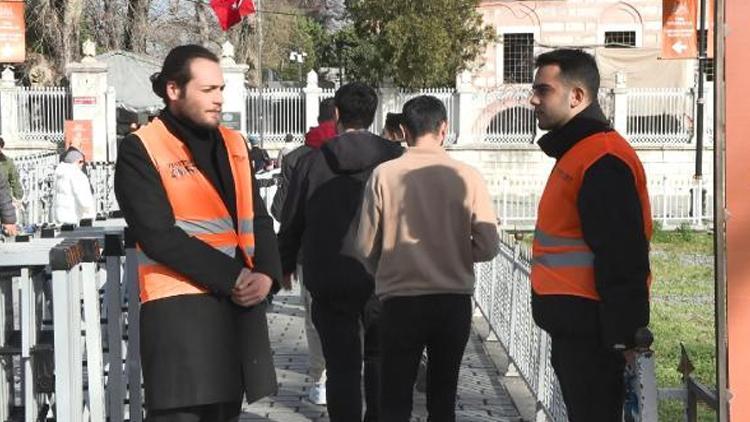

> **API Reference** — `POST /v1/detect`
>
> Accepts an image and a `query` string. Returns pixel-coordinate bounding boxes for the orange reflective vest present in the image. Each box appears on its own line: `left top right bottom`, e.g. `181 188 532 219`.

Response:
134 118 255 303
531 131 652 300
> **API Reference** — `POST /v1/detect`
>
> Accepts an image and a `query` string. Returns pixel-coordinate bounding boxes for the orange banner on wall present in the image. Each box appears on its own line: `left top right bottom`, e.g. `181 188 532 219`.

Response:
0 0 25 63
661 0 698 59
64 120 93 162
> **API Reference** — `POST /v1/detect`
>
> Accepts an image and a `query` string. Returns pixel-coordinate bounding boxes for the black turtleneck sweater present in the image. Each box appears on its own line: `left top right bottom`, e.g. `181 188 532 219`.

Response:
114 109 282 296
533 103 651 350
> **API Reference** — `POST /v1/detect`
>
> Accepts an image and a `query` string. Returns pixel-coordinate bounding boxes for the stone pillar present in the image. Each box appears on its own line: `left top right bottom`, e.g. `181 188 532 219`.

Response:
303 70 322 134
220 41 249 135
612 71 629 135
0 67 18 147
455 70 480 145
66 40 109 161
105 86 117 161
377 79 399 133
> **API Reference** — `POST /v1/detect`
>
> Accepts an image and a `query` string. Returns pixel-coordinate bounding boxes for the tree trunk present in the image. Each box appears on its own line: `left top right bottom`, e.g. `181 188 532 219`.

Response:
195 2 211 46
62 0 84 65
101 0 122 50
26 0 84 79
124 0 151 53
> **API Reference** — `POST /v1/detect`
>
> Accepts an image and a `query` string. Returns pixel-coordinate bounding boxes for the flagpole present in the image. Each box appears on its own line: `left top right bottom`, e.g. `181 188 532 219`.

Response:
694 0 707 179
257 0 265 148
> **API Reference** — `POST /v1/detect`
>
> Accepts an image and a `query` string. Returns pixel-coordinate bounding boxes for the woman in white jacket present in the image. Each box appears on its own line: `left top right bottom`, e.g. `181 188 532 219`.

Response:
53 147 95 225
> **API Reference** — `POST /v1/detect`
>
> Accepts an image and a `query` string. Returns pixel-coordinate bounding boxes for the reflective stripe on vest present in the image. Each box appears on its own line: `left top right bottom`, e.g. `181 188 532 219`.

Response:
133 118 256 303
530 131 652 301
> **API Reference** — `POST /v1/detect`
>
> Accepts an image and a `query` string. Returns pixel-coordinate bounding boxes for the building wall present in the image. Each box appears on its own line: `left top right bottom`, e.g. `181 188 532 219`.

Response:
472 0 677 89
446 144 714 182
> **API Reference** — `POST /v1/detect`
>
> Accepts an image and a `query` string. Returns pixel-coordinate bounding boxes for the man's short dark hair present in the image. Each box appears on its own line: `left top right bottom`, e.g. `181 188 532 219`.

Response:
151 45 220 105
334 82 378 129
401 95 447 138
318 98 336 122
384 113 403 134
535 49 600 98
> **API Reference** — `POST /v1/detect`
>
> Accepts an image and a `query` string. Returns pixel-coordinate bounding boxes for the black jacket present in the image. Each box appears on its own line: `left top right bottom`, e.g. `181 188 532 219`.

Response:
271 144 314 221
532 103 651 350
278 130 403 313
114 109 280 408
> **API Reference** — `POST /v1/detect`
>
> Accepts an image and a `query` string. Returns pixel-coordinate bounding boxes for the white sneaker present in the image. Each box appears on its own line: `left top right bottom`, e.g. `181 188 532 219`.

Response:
307 382 327 405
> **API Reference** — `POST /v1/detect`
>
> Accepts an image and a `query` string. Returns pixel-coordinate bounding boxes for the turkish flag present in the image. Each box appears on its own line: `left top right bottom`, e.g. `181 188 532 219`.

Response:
210 0 255 31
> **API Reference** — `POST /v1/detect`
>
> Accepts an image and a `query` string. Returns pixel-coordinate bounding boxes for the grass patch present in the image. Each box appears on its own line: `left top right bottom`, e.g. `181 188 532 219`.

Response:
650 227 717 421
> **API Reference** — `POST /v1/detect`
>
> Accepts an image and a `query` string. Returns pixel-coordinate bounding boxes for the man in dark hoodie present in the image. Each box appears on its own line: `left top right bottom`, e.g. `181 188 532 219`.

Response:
529 49 652 421
271 98 338 406
278 82 403 421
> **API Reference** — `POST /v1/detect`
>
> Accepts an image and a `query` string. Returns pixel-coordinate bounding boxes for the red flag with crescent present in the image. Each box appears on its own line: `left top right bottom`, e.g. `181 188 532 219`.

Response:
210 0 256 31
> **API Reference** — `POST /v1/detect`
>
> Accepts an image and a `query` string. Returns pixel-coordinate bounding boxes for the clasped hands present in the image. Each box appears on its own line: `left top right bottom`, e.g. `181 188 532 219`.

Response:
231 268 272 307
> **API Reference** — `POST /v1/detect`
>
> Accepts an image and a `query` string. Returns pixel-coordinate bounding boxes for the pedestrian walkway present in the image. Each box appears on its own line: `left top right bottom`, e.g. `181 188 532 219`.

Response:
241 287 522 421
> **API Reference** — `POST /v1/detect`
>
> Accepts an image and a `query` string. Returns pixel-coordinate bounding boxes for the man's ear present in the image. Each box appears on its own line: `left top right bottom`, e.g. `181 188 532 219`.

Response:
166 81 181 102
402 125 416 146
438 120 448 145
570 86 586 108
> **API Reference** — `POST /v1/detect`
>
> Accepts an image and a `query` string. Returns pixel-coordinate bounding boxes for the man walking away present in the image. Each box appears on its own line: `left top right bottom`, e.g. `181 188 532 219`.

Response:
529 49 652 422
355 95 500 421
278 82 403 422
271 98 338 405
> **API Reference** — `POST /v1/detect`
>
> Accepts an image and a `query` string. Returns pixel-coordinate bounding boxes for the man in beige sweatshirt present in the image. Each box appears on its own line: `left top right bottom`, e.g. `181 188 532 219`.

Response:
355 95 500 421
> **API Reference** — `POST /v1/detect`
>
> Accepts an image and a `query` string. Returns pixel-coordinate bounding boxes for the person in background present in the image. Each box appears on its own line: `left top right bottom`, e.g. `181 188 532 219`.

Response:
382 112 405 143
275 133 297 170
0 171 17 236
53 147 95 225
304 97 337 149
0 137 23 200
248 135 272 172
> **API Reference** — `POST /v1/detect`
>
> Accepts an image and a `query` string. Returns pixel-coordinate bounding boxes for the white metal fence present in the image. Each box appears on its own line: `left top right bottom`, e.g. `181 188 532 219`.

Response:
491 175 713 231
246 88 306 143
11 152 714 232
393 88 458 143
244 85 700 146
15 152 59 226
88 162 118 216
480 85 537 144
13 154 120 227
16 87 71 143
626 88 695 145
2 84 703 149
474 231 568 420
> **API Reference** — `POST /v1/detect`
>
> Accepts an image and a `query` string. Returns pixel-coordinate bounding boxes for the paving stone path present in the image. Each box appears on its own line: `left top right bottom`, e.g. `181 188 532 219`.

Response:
240 288 522 422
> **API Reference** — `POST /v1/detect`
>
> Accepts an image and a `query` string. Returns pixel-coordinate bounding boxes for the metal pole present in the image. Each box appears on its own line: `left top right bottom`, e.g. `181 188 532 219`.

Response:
713 0 729 419
257 0 264 148
695 0 708 178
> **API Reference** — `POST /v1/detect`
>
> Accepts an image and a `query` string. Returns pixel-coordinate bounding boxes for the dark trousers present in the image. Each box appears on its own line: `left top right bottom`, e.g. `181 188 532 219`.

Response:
379 294 472 422
146 401 241 422
550 336 626 422
311 299 380 422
